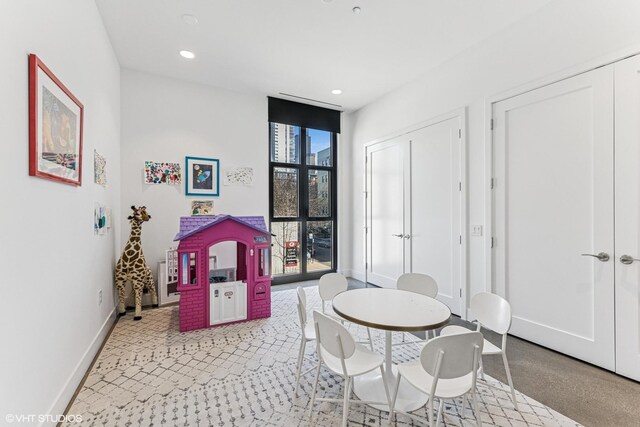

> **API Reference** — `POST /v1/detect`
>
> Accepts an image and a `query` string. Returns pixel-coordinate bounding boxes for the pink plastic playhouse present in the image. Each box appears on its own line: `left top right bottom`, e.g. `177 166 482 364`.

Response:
174 215 272 332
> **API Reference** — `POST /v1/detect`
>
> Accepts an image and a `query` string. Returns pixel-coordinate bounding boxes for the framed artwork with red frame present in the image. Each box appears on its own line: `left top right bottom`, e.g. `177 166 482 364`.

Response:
29 54 84 186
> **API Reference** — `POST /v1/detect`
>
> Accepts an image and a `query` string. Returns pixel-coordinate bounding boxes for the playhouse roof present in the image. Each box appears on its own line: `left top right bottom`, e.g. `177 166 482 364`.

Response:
174 215 270 241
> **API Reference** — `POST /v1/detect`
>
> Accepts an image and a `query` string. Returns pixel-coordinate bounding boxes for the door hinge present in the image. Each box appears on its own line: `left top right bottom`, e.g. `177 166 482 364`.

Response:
460 289 462 298
490 118 495 130
459 235 462 244
459 182 462 191
491 237 495 248
458 129 462 138
490 178 495 189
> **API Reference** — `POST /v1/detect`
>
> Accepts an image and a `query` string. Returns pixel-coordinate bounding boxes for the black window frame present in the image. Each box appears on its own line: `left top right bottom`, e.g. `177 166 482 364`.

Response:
269 125 338 285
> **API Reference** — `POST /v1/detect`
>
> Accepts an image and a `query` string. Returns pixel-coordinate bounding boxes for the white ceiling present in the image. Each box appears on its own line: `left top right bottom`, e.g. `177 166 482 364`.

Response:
96 0 553 112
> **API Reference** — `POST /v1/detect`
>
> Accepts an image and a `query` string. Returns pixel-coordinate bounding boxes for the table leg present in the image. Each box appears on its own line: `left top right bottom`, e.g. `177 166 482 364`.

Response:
352 331 428 412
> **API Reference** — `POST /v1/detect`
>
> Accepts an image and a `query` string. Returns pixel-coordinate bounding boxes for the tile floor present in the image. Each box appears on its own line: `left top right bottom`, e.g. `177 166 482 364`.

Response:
63 287 581 426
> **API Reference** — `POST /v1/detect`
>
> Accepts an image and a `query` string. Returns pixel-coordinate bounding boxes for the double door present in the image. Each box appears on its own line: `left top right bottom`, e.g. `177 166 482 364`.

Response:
493 55 640 380
366 113 465 315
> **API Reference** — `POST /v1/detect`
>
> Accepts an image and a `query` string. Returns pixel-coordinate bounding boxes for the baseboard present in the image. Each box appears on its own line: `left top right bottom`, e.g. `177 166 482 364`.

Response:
466 308 475 322
43 307 116 427
350 269 366 283
338 268 352 278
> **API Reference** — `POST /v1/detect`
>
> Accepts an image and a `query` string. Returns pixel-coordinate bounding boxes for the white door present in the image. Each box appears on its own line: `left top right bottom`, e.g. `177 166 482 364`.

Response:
614 55 640 381
210 281 247 325
493 66 615 369
409 117 463 315
366 138 410 288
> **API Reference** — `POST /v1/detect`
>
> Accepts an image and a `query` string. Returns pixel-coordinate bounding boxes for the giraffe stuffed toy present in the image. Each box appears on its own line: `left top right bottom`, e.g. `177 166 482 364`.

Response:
115 206 158 320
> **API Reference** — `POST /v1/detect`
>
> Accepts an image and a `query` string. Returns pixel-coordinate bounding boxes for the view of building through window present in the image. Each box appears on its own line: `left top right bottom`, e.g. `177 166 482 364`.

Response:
269 123 335 281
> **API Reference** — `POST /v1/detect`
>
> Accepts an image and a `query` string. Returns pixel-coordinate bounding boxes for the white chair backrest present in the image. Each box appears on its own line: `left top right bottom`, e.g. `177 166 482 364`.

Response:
313 310 356 359
420 332 484 379
397 273 438 298
319 272 348 301
296 286 307 326
471 292 512 335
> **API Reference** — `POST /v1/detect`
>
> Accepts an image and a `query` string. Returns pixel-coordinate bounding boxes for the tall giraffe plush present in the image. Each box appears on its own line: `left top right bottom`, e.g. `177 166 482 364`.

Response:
115 206 158 320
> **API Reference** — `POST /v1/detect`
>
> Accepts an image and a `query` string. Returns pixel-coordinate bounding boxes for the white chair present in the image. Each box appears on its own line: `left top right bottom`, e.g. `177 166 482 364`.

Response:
389 332 484 427
319 272 374 350
309 310 391 427
439 292 518 410
397 272 439 298
395 273 439 344
318 272 349 321
294 286 316 396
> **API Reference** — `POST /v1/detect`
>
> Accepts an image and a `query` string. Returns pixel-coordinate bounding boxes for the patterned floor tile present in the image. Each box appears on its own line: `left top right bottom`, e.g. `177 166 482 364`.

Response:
63 288 581 427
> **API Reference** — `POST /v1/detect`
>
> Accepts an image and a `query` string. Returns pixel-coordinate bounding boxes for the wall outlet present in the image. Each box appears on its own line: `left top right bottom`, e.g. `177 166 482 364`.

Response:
471 225 483 236
99 289 103 305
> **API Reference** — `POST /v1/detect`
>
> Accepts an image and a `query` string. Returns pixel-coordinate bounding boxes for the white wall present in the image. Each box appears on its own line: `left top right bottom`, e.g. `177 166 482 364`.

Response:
120 69 269 275
347 0 640 307
0 1 121 424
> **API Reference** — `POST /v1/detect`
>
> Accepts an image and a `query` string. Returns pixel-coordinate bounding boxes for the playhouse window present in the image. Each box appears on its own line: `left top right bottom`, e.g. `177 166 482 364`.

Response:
258 247 271 278
181 252 197 286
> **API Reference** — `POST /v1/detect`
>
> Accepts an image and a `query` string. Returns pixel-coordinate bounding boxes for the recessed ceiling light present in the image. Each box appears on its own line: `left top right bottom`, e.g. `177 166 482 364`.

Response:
182 14 199 25
331 89 342 95
352 6 362 14
180 50 195 59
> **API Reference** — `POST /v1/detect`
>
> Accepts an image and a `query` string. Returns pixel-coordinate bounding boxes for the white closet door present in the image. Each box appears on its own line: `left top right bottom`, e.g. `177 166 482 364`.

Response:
409 117 463 315
493 66 615 369
366 138 410 288
614 55 640 381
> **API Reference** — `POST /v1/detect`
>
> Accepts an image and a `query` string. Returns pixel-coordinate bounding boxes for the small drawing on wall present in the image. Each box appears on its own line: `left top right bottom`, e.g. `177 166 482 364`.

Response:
144 161 182 185
186 156 219 196
224 167 254 186
94 150 107 187
191 200 214 216
94 204 110 235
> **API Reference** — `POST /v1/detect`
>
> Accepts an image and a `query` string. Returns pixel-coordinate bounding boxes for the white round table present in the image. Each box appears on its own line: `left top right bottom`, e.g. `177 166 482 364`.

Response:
332 288 451 412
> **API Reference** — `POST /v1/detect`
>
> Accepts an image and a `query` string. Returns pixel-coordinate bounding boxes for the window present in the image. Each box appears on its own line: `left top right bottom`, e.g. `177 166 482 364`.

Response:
270 124 337 282
268 97 340 284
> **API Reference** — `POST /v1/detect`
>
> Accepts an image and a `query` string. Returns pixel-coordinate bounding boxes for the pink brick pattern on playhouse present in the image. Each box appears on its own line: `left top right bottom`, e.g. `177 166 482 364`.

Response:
174 215 271 332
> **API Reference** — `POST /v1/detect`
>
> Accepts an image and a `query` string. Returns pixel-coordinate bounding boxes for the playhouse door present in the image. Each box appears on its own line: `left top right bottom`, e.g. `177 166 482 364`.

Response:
210 281 247 325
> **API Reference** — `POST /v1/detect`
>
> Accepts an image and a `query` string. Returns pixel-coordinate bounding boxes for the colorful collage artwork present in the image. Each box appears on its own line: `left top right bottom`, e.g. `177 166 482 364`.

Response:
94 150 107 187
144 161 182 185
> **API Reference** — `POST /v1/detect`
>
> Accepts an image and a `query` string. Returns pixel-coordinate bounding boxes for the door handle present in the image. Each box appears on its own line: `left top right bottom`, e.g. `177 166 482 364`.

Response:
620 254 640 265
403 235 411 239
581 252 610 262
392 234 404 238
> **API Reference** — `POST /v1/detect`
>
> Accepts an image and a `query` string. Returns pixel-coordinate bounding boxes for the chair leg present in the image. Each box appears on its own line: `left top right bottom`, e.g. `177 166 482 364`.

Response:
462 395 467 418
342 376 352 427
367 327 374 351
502 352 519 411
388 373 402 423
471 390 482 427
379 366 391 408
427 396 435 427
479 356 486 380
294 339 306 397
436 398 444 426
308 361 322 420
